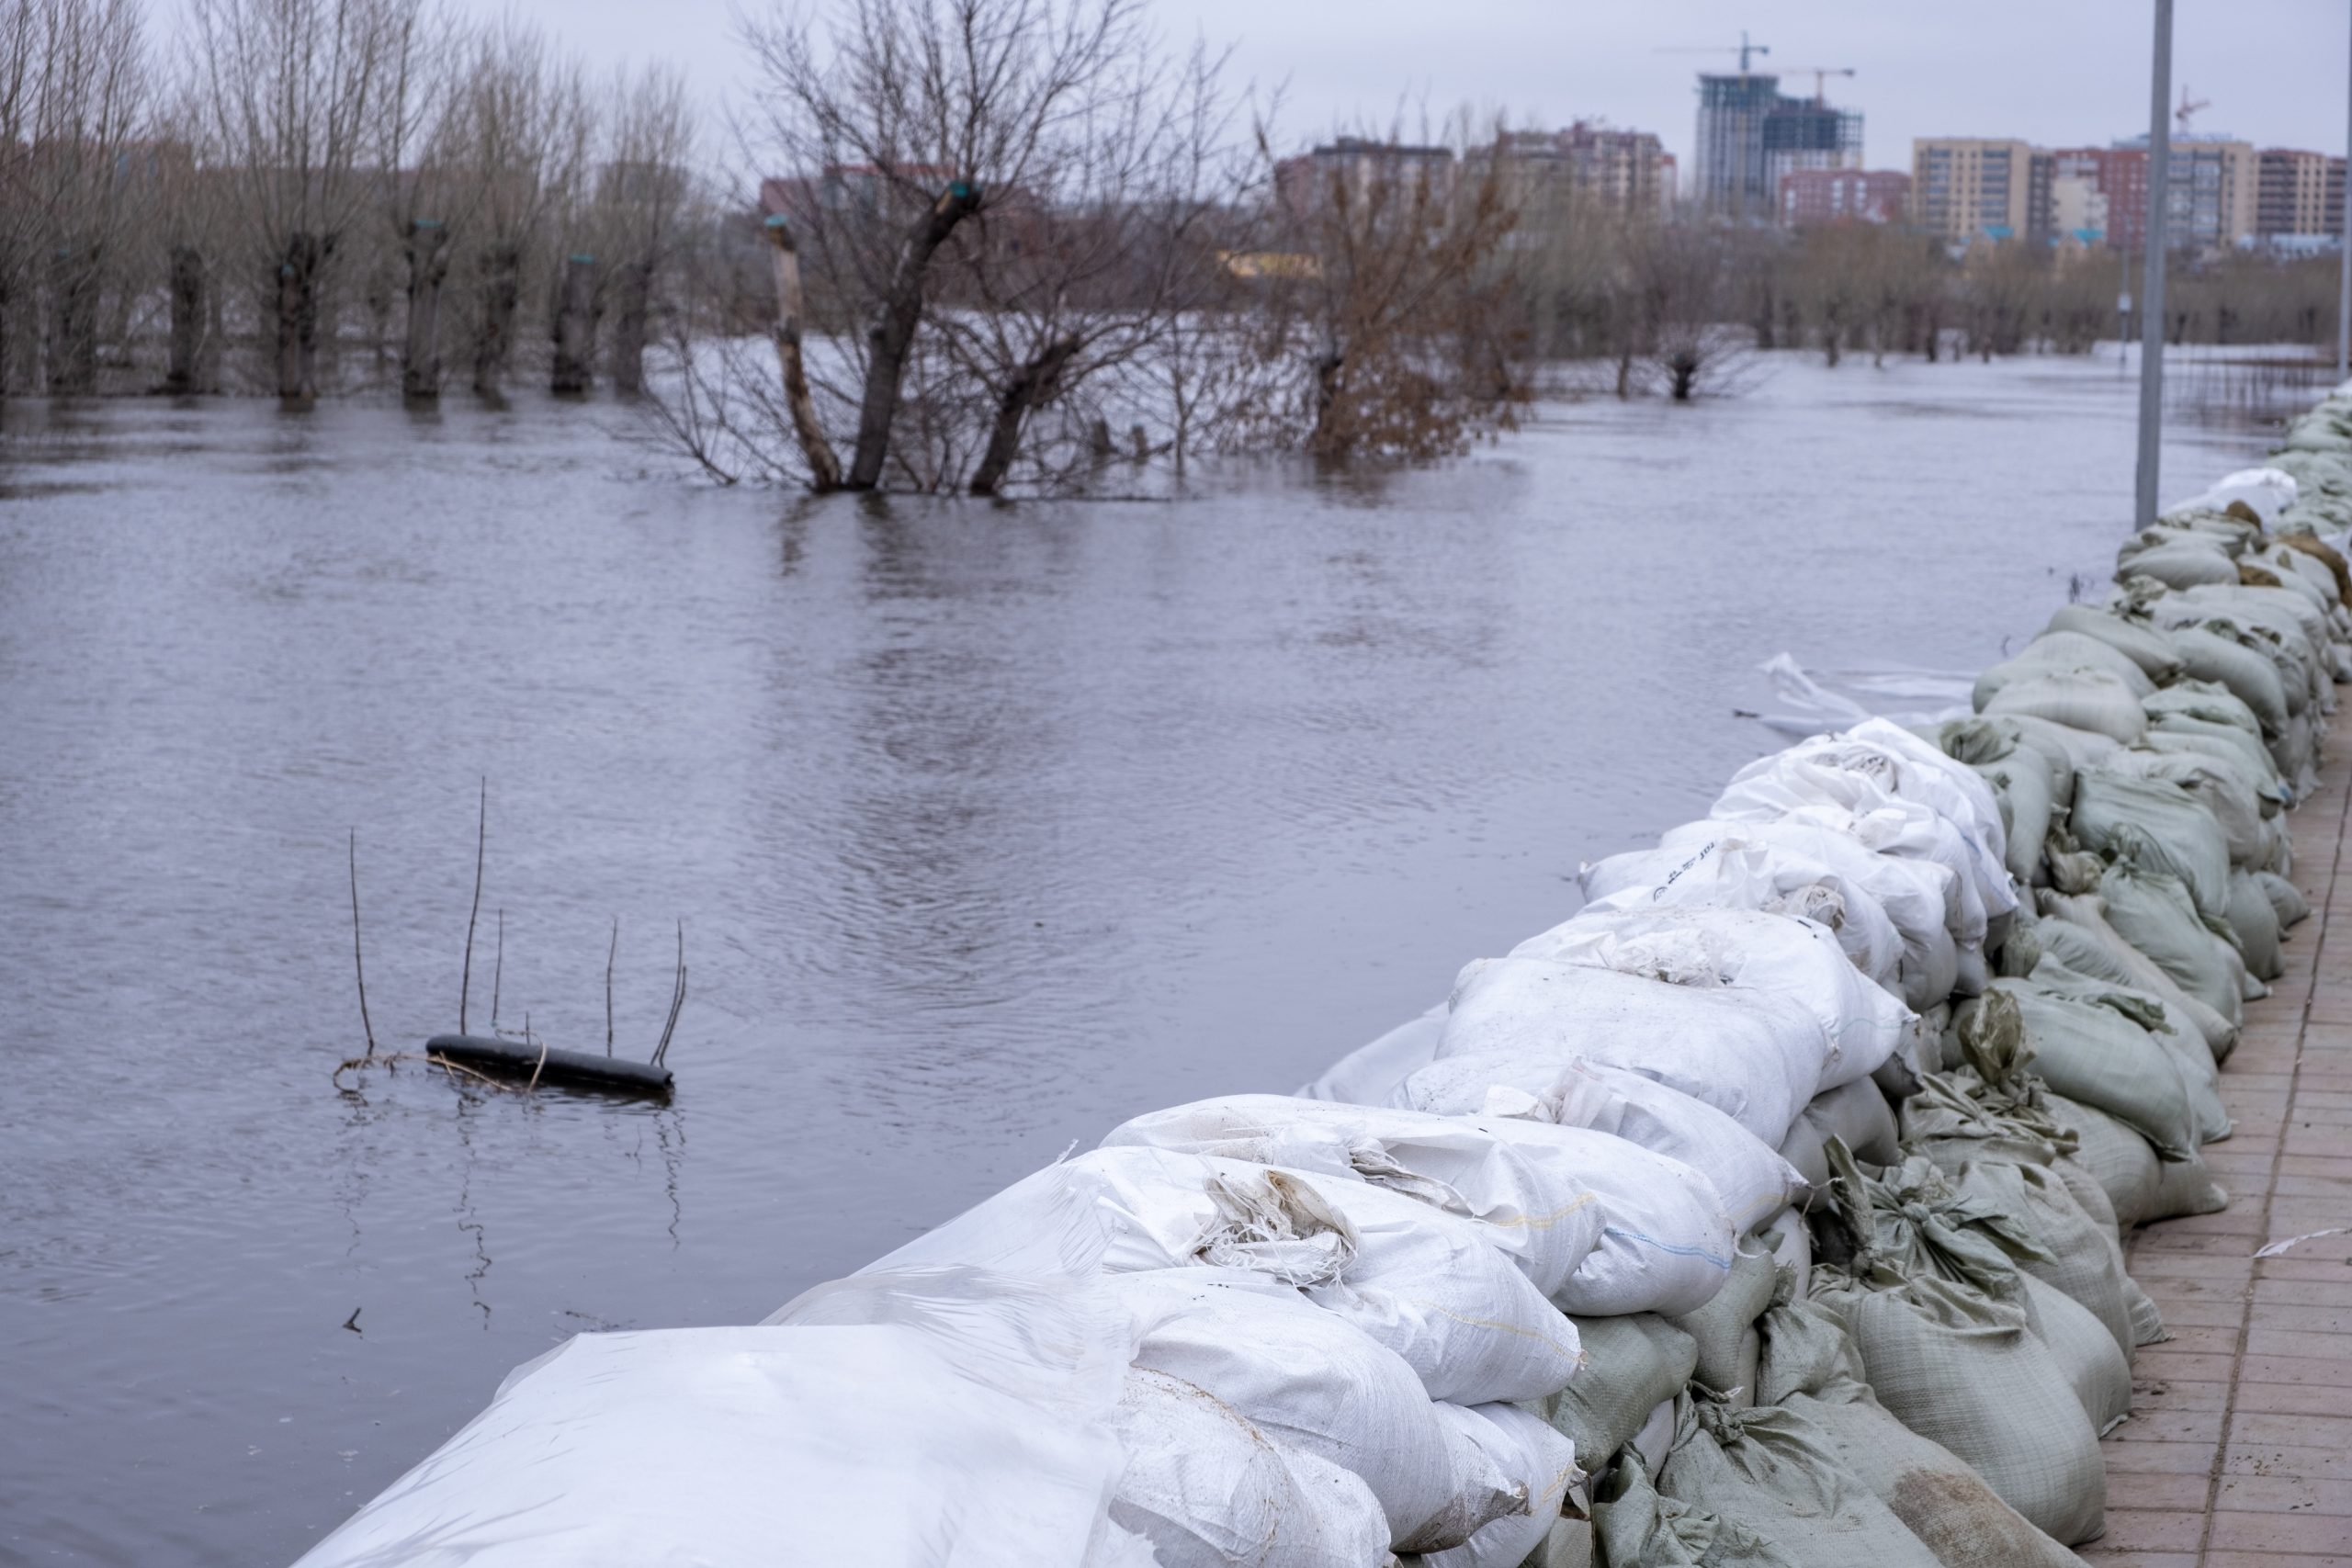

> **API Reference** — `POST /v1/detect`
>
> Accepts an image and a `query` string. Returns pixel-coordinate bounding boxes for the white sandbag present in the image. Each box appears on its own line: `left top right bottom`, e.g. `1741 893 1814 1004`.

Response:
1515 906 1912 1094
1713 721 2013 924
1577 833 1905 993
1422 1404 1580 1568
1395 1052 1806 1234
1110 1368 1396 1568
869 1147 1584 1405
1650 815 1962 1009
1981 666 2149 742
1439 956 1818 1150
1113 1269 1515 1553
1104 1095 1734 1315
299 1305 1136 1568
1298 1004 1446 1104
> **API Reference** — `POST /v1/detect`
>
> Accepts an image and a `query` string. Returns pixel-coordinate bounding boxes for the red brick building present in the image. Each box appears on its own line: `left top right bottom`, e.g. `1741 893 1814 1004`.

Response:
1777 167 1910 227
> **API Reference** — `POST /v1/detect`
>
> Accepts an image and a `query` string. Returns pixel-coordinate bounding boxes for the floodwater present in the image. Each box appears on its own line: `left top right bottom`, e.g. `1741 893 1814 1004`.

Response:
0 350 2289 1565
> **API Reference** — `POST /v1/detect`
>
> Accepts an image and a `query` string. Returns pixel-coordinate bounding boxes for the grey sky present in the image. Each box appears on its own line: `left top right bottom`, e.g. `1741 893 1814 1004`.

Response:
526 0 2351 177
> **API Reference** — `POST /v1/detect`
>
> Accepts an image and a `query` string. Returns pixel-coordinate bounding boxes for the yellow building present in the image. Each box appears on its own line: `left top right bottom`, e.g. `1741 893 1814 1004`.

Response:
1910 139 2045 243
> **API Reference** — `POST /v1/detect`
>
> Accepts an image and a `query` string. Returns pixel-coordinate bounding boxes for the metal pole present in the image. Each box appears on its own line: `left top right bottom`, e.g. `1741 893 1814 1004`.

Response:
2339 2 2351 381
2135 0 2173 531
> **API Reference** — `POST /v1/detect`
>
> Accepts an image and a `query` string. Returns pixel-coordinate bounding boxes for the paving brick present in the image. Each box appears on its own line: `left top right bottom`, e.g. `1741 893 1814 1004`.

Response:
2114 1408 2229 1445
2207 1508 2352 1553
2098 1510 2212 1551
2109 1438 2230 1475
2224 1442 2352 1482
2212 1472 2352 1514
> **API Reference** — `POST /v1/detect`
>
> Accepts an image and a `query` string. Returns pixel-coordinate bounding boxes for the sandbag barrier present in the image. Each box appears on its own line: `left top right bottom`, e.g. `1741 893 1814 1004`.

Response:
289 390 2352 1568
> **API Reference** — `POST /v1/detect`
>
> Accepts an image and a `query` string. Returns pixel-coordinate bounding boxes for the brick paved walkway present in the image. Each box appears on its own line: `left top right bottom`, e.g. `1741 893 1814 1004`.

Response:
2082 745 2352 1567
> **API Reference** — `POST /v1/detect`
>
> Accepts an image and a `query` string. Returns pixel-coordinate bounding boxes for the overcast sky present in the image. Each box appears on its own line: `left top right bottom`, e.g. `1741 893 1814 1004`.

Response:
526 0 2352 175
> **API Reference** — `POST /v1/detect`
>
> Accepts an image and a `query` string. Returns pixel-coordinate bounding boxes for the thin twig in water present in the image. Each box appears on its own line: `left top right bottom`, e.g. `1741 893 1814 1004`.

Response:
491 908 504 1031
652 919 685 1067
605 918 619 1058
526 1012 548 1092
459 778 486 1033
349 829 377 1059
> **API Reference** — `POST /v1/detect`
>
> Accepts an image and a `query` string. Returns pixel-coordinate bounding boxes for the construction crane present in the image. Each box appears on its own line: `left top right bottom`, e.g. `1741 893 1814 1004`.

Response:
2175 85 2211 132
1782 66 1857 107
1655 29 1771 75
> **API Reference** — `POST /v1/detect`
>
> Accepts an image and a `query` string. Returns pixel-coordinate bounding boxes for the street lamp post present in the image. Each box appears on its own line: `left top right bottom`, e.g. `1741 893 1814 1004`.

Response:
2135 0 2173 531
2339 3 2351 381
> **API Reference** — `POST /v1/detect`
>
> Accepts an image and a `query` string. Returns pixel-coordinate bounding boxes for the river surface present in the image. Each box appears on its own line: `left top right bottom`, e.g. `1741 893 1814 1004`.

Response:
0 351 2289 1565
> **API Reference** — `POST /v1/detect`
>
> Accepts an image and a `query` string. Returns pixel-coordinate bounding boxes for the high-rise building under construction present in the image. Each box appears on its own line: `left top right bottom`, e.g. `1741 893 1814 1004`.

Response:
1694 73 1861 220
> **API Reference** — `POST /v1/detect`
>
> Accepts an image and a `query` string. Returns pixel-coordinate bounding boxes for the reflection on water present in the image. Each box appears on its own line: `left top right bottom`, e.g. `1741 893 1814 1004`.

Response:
0 355 2282 1564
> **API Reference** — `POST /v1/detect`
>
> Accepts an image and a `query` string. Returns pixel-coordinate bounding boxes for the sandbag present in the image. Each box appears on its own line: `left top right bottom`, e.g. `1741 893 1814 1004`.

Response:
1114 1269 1516 1552
2039 1093 2164 1229
1538 1313 1697 1471
293 1311 1139 1568
1775 1077 1899 1192
1422 1403 1580 1568
1517 906 1912 1095
2069 771 2233 920
2096 855 2245 1027
2018 1269 2133 1434
2119 537 2241 589
1807 1269 2105 1544
2259 868 2312 929
1394 1051 1806 1235
1103 1094 1733 1318
1656 1395 1943 1568
2035 888 2237 1057
1577 833 1905 995
1110 1368 1395 1568
2044 604 2186 682
1973 630 2155 708
1970 979 2199 1159
2169 624 2292 735
2227 868 2286 980
871 1147 1585 1405
1664 1244 1778 1399
1438 957 1819 1150
1981 667 2148 743
2103 745 2272 870
1648 816 1962 1010
1592 1448 1803 1568
1779 1386 2086 1568
1991 708 2122 779
2020 957 2231 1139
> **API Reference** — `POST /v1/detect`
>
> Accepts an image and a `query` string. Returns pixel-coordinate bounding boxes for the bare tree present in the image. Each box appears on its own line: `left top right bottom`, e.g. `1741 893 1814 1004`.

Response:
191 0 423 403
448 17 582 396
592 63 695 395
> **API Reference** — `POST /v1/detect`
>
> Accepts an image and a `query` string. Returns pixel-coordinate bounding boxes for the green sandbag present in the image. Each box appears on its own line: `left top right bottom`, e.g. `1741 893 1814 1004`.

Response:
1954 1158 2134 1359
1665 1245 1778 1402
2227 868 2286 980
1754 1272 1870 1406
2169 625 2290 735
2039 1092 2163 1227
1591 1447 1801 1568
2070 771 2233 920
2031 897 2237 1058
2018 1269 2132 1434
1974 979 2199 1160
1657 1396 1943 1568
1980 668 2146 742
1781 1385 2084 1568
2022 959 2230 1142
2259 868 2312 929
1973 632 2154 710
1541 1314 1697 1471
2097 856 2245 1027
2044 604 2184 682
1808 1269 2106 1545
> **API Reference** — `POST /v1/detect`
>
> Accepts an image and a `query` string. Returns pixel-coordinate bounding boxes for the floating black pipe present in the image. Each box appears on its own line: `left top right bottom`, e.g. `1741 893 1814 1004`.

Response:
424 1034 673 1095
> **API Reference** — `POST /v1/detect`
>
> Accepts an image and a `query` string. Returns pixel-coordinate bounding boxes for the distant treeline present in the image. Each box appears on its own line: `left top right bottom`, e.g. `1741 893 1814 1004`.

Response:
5 0 2340 492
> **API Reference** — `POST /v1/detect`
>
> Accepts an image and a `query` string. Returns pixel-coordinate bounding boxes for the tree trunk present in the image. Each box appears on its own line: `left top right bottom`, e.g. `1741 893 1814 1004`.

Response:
763 219 840 491
551 253 600 394
472 245 521 394
846 182 982 491
46 245 99 395
1310 345 1345 448
165 245 204 395
969 335 1080 497
607 259 653 394
276 231 322 404
401 220 449 401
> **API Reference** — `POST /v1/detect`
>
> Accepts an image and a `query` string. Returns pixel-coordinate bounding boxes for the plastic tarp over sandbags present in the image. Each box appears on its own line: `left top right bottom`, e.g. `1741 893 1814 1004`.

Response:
1438 956 1819 1151
297 1276 1138 1568
1513 906 1914 1095
1102 1095 1738 1317
1111 1269 1518 1553
868 1147 1584 1405
1645 815 1962 1009
1576 833 1905 994
1110 1368 1396 1568
1394 1052 1806 1235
